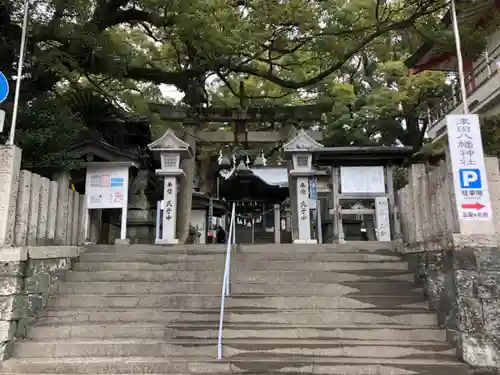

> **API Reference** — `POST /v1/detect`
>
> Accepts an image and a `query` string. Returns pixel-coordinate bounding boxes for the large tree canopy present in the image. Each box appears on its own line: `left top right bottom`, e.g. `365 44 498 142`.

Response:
0 0 449 108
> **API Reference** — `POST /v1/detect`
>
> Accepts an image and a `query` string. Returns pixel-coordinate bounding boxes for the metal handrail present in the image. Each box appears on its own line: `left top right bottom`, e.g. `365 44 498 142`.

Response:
217 203 236 360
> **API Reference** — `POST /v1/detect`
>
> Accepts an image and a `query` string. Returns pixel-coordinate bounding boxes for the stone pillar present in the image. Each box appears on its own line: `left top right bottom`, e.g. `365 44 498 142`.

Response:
78 195 87 245
409 164 425 244
65 189 74 246
27 174 41 246
386 166 402 242
331 167 340 243
37 177 50 245
0 146 21 247
71 191 80 245
288 165 298 241
274 204 280 244
14 170 31 246
176 127 196 243
46 180 58 245
295 177 314 243
486 157 500 240
54 172 69 245
159 176 178 244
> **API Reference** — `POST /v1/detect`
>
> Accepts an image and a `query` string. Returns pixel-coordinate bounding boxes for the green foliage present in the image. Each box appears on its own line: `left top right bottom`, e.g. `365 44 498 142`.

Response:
481 115 500 158
16 93 85 171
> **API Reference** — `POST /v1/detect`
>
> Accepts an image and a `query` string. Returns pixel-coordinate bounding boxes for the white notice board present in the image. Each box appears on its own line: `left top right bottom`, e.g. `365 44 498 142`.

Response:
375 197 391 241
446 114 492 221
85 163 130 209
340 166 385 194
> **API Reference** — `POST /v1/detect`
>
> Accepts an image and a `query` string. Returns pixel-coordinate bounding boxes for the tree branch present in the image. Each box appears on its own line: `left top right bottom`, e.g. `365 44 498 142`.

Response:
229 3 447 89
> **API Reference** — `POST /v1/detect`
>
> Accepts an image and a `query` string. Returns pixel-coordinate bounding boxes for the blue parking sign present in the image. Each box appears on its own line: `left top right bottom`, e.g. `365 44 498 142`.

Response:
459 169 482 189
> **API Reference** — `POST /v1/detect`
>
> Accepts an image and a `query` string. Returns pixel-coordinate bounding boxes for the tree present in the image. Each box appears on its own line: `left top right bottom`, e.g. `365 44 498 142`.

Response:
0 0 464 242
0 0 449 108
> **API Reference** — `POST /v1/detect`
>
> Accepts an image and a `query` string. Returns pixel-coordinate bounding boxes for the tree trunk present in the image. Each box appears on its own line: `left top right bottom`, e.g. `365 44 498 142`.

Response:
176 126 196 243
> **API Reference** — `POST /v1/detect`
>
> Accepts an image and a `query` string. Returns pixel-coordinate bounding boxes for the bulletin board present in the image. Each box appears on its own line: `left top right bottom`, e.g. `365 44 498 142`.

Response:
85 163 130 210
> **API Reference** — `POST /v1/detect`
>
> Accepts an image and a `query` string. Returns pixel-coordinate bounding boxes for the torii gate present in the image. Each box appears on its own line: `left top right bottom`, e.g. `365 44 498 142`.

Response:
148 101 329 242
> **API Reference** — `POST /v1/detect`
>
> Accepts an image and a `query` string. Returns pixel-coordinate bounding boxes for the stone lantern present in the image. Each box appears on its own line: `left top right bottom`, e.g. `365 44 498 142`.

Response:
283 129 324 244
148 130 193 244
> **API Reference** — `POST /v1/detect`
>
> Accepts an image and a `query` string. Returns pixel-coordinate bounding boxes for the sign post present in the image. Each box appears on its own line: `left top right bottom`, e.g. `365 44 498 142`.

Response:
446 114 494 234
375 197 391 241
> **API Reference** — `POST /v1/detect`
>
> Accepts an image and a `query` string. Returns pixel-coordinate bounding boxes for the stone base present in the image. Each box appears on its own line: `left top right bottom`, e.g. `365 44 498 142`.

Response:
293 239 317 244
114 238 130 245
155 238 179 245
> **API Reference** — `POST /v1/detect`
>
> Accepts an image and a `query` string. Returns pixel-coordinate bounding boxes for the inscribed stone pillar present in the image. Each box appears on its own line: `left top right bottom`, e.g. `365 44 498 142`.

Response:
14 170 31 246
46 180 58 245
161 176 178 244
295 177 315 244
54 172 70 245
37 177 50 245
27 174 41 246
0 146 21 247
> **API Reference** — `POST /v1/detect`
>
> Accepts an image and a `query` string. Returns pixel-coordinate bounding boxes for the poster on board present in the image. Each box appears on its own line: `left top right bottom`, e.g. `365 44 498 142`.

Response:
340 166 385 194
86 163 130 209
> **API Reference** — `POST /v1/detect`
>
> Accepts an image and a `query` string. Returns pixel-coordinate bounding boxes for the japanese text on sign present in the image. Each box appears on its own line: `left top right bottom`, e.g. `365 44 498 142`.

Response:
165 180 174 221
299 180 308 221
375 197 391 241
446 114 492 221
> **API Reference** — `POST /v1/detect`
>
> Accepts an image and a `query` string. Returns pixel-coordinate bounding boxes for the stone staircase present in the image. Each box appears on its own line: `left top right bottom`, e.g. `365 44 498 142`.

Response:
0 243 472 374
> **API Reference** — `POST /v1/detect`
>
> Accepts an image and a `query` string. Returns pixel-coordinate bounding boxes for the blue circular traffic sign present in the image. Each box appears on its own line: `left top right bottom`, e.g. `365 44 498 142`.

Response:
0 72 9 104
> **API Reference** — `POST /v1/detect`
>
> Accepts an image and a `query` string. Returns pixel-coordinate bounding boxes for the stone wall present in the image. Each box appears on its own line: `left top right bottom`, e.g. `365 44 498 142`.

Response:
396 157 500 369
13 170 86 247
0 246 83 360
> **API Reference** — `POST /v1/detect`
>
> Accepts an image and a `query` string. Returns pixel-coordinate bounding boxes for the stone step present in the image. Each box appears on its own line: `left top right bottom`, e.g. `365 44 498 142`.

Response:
0 356 469 374
27 322 445 341
78 252 401 263
55 281 420 296
45 294 426 310
72 260 407 272
36 305 431 323
84 244 227 254
64 269 415 283
83 242 395 254
11 338 456 359
37 307 436 326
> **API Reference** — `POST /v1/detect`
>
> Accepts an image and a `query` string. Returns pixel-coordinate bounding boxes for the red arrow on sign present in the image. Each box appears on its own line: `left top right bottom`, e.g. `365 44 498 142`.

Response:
461 202 486 210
